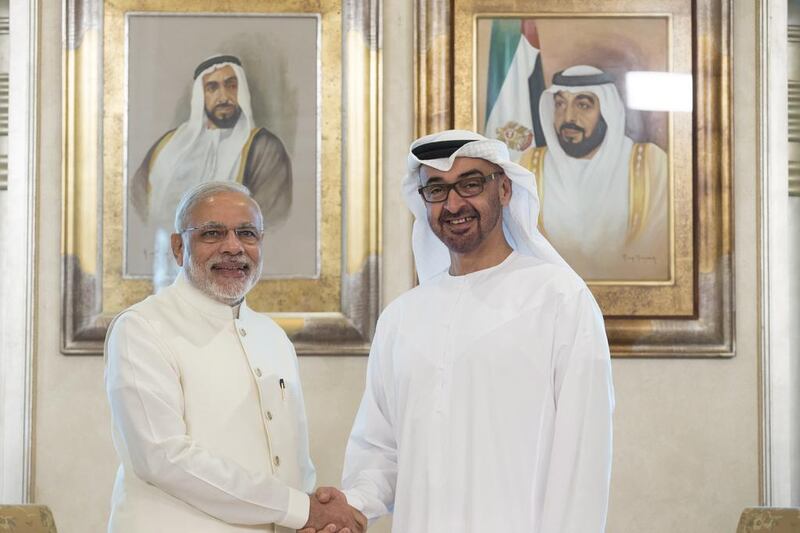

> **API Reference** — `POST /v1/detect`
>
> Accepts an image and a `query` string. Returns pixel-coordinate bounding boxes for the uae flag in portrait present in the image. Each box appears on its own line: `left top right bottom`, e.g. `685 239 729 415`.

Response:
483 19 546 161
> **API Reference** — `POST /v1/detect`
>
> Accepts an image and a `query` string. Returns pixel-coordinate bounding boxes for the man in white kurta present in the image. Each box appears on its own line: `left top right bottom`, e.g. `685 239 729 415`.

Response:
105 182 364 533
335 130 614 533
520 65 668 281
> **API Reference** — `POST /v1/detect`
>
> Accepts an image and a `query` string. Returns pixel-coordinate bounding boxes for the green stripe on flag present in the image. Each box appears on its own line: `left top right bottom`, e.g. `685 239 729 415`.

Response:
485 19 522 129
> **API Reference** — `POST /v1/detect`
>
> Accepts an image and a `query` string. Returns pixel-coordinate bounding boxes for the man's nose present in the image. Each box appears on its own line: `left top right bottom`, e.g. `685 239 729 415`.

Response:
219 229 244 253
443 186 467 212
218 87 232 104
565 104 578 122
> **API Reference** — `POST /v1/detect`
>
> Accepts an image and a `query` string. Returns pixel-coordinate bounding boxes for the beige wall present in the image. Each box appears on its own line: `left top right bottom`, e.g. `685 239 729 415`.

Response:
32 1 760 532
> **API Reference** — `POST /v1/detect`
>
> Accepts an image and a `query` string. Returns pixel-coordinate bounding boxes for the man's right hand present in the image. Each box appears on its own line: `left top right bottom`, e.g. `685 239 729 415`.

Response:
299 486 366 533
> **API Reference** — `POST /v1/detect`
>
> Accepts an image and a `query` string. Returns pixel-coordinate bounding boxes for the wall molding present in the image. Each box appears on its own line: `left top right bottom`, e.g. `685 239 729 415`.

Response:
789 77 799 197
0 0 38 503
0 24 8 189
757 0 794 507
0 156 6 189
789 23 800 42
790 20 798 196
790 80 799 142
790 161 800 196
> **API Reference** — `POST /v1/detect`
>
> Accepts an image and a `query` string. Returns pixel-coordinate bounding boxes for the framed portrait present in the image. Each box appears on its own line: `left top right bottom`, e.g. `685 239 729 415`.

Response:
417 0 733 356
62 0 381 355
124 13 319 281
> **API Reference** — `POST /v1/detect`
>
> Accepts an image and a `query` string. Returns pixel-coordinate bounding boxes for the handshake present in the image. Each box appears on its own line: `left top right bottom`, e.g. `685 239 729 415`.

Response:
299 486 367 533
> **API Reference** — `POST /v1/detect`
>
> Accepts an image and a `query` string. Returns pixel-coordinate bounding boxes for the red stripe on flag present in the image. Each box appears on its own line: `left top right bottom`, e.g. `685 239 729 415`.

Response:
521 19 540 49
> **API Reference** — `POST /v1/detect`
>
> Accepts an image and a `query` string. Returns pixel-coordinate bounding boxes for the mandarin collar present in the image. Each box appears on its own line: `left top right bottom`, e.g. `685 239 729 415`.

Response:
173 270 250 321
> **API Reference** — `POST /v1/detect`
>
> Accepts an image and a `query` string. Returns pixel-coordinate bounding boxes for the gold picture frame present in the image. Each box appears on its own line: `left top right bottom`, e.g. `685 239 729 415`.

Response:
63 0 381 355
416 0 733 356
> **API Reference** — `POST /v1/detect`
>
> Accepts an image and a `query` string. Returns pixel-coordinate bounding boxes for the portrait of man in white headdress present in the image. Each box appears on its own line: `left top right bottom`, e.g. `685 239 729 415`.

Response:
476 17 673 282
123 14 320 289
129 54 293 288
519 66 669 281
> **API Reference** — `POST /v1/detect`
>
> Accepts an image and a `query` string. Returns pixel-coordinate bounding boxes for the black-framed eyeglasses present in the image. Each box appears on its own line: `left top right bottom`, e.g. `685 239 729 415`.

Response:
182 224 264 245
417 173 499 203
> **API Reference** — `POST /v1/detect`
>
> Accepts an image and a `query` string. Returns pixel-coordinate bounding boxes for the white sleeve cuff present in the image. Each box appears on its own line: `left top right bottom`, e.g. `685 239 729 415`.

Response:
341 489 365 513
277 488 310 530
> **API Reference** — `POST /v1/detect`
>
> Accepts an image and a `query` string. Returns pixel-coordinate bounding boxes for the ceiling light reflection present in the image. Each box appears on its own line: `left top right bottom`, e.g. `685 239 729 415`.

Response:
625 71 693 112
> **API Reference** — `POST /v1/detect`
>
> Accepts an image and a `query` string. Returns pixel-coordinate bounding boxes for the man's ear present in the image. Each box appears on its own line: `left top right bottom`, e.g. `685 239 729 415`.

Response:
499 175 512 206
171 233 185 266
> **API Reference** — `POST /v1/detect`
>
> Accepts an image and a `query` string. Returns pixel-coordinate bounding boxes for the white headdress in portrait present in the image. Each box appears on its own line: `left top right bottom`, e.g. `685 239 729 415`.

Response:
147 54 256 228
403 129 569 281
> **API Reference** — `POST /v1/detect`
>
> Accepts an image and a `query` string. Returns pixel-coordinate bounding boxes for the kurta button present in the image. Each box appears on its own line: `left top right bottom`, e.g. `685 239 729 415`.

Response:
239 328 247 336
254 368 262 377
266 410 273 420
273 455 280 467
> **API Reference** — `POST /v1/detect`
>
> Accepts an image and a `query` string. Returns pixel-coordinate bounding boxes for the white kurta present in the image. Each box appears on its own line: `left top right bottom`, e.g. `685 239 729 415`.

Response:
105 273 314 533
342 252 614 533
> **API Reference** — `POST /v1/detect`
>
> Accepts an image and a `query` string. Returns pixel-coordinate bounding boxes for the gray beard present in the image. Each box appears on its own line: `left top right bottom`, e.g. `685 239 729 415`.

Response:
185 253 262 305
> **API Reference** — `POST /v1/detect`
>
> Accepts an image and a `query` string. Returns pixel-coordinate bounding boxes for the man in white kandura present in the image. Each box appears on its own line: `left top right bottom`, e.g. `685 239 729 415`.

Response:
302 130 615 533
520 65 669 281
130 54 293 289
105 182 364 533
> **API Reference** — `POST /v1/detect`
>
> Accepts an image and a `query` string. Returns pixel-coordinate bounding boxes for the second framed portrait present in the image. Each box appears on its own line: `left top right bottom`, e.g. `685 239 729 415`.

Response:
476 16 677 285
417 0 732 356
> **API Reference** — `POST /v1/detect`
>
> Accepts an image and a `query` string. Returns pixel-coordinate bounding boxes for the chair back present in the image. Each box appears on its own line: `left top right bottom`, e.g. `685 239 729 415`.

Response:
0 505 58 533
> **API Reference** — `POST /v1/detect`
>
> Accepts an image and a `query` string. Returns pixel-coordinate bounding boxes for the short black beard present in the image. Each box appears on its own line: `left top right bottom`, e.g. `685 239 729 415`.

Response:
557 116 608 158
205 105 242 129
432 199 502 255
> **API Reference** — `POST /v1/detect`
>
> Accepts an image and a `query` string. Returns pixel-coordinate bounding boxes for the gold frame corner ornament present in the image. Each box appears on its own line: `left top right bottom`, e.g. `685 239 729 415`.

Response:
62 0 381 355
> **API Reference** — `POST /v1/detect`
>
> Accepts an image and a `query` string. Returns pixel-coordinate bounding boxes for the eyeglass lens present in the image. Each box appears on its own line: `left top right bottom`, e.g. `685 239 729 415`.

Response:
419 175 492 202
191 225 262 244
